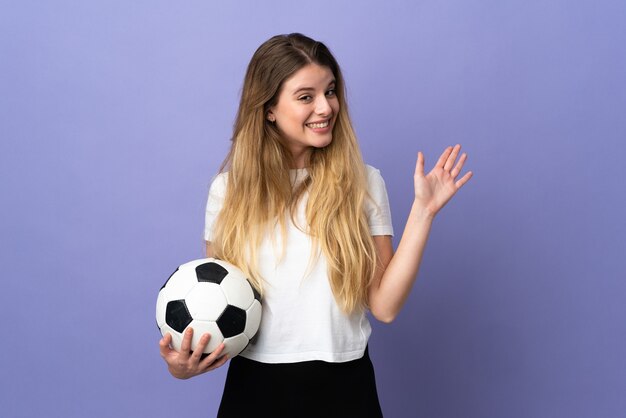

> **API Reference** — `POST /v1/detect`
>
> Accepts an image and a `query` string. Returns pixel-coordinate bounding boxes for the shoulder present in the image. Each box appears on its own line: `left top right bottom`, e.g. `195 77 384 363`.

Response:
363 164 394 234
364 164 388 188
208 171 229 196
364 163 379 175
364 164 386 178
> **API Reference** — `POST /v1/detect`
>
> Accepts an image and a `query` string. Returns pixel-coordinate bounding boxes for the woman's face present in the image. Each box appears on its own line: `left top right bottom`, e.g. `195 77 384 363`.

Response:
267 63 340 168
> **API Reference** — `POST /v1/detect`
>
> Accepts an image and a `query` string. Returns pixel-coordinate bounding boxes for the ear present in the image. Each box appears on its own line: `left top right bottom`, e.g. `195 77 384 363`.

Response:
266 109 276 123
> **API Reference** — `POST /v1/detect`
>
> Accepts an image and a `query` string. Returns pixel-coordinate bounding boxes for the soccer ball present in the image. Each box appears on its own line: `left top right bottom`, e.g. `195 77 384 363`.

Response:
156 257 262 359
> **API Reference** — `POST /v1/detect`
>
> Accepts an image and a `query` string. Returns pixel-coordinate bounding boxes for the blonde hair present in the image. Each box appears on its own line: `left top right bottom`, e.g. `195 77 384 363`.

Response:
211 33 379 314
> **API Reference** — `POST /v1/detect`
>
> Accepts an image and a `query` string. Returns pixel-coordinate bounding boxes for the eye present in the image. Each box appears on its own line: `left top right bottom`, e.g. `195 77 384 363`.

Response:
326 89 336 97
298 95 313 102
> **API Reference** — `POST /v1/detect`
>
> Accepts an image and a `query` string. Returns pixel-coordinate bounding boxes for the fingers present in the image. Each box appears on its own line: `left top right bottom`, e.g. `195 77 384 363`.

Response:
435 144 471 184
450 152 468 179
189 332 227 370
207 352 230 372
446 145 473 189
159 328 227 379
443 144 461 172
435 146 454 169
159 333 173 358
189 332 211 363
199 342 227 370
179 327 194 358
455 171 473 189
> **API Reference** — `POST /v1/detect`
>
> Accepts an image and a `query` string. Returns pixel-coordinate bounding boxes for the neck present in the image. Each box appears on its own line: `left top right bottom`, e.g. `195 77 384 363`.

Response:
287 147 312 169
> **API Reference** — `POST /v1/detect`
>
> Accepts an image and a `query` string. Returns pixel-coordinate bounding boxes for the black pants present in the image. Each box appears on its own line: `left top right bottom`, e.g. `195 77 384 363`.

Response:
217 346 384 418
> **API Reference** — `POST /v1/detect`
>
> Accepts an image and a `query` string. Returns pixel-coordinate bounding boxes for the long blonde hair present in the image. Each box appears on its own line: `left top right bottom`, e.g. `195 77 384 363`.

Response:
211 33 379 314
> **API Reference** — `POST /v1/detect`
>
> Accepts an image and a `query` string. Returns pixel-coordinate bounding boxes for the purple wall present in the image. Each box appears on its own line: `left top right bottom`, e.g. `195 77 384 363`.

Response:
2 1 625 417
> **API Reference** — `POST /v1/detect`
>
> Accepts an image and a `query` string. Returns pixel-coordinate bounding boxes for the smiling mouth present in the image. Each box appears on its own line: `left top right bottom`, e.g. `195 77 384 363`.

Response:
305 120 330 129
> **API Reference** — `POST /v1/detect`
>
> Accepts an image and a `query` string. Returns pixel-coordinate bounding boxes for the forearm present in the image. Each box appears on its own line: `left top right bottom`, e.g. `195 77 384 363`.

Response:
371 200 434 322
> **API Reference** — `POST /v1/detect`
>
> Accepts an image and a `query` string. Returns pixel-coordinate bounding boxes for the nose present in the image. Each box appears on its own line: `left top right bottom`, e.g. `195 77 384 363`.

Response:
315 95 332 117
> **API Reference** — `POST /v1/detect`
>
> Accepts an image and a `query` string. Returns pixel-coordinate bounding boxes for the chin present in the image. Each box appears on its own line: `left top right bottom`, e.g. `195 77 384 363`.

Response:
313 136 333 149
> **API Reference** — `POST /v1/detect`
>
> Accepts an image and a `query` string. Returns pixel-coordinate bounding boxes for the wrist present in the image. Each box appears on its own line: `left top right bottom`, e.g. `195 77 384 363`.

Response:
411 200 436 222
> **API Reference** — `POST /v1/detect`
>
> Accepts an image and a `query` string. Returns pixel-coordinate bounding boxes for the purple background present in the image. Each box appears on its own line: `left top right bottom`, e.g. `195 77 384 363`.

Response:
2 1 625 417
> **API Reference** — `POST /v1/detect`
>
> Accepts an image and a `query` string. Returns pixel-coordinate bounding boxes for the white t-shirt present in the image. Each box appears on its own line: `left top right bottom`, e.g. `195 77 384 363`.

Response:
204 165 394 363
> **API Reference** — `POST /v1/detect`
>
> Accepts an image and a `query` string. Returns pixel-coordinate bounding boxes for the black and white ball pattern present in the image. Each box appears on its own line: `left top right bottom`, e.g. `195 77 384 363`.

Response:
156 258 262 359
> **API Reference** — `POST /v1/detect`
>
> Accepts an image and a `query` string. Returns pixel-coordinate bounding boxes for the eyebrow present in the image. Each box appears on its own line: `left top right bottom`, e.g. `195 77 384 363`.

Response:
292 80 336 95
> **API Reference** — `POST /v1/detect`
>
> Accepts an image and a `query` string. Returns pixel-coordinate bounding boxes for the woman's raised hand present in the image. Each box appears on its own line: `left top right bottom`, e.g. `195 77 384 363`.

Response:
413 144 473 217
159 327 229 379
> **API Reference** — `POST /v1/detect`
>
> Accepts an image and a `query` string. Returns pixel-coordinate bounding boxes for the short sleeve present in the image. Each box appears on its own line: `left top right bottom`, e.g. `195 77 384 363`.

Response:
204 172 228 242
364 165 394 237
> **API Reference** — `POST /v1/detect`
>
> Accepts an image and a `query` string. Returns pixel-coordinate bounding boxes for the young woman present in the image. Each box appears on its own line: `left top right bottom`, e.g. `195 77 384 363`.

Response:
159 33 473 417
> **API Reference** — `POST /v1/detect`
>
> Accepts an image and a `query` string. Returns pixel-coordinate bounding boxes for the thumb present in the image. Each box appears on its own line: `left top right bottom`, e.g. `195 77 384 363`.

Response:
415 152 425 177
159 333 173 358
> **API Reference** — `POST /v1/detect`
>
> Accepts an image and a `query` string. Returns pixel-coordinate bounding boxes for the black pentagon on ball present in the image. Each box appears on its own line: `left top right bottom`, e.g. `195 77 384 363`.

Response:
165 299 192 333
196 262 228 284
216 305 247 338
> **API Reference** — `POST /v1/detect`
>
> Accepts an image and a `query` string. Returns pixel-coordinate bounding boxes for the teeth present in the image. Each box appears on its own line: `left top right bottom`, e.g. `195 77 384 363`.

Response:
306 121 329 129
